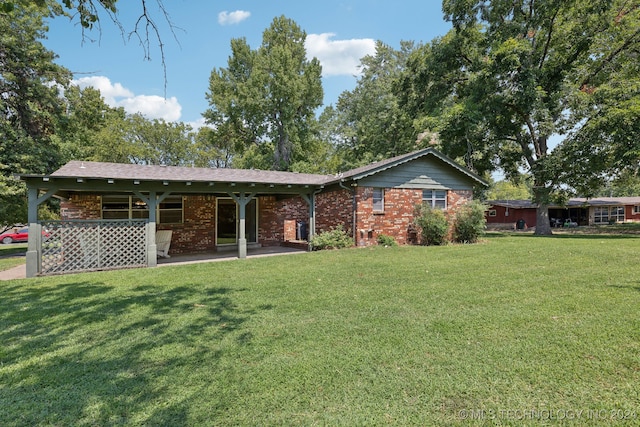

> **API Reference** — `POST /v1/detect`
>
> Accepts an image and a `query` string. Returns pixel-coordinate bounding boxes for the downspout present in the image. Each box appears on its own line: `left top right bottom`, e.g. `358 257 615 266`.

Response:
310 187 323 241
339 180 357 244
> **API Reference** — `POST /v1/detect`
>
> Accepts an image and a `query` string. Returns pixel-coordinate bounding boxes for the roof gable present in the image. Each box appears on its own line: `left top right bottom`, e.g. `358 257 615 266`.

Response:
329 148 488 187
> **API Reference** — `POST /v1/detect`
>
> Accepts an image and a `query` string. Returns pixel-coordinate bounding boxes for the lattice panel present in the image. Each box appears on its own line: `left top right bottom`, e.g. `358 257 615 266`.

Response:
40 220 148 275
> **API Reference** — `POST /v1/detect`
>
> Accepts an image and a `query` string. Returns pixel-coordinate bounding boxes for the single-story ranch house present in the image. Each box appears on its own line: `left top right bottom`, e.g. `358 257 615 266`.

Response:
20 148 487 277
486 197 640 229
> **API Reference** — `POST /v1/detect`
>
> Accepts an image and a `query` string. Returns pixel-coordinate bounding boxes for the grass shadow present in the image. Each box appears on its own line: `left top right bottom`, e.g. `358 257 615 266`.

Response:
0 279 258 425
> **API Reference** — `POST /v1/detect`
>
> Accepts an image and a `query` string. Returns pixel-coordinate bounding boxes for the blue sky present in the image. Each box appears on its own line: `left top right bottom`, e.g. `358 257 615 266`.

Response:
43 1 452 128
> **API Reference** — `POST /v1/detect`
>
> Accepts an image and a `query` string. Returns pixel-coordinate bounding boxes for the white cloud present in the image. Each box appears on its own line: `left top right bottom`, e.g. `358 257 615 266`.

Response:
305 33 376 77
73 76 133 105
118 95 182 122
185 117 210 131
218 10 250 25
72 76 182 122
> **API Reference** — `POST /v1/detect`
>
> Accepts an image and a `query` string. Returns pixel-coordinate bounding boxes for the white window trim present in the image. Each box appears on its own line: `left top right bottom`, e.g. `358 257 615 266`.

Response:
593 206 625 224
423 189 447 210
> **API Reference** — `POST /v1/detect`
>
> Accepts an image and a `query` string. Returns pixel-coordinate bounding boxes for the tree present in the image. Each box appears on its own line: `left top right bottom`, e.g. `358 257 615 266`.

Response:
204 16 323 171
596 170 640 197
327 41 420 170
92 113 195 166
0 2 70 225
54 85 121 161
401 0 640 234
486 177 533 200
192 126 235 169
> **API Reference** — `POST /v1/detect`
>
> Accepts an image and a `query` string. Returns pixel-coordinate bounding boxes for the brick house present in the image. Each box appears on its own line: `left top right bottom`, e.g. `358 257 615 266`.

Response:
21 148 487 277
486 197 640 229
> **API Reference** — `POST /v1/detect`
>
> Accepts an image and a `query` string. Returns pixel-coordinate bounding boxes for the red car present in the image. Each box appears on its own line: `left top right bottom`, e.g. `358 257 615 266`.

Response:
0 227 30 244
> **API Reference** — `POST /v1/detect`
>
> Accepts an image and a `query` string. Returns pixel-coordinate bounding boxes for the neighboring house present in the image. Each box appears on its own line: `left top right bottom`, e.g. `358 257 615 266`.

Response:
486 197 640 229
20 148 487 277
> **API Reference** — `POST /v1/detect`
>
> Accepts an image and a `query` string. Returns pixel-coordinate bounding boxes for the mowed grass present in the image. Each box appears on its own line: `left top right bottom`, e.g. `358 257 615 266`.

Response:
0 243 27 272
1 235 639 426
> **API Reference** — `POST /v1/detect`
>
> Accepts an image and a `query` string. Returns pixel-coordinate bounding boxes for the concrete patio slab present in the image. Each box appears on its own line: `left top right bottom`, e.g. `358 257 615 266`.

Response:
0 246 307 281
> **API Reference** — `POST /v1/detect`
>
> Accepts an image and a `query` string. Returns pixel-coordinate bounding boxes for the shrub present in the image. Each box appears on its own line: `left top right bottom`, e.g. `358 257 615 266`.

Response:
309 225 354 250
453 200 488 243
413 204 449 246
376 234 397 247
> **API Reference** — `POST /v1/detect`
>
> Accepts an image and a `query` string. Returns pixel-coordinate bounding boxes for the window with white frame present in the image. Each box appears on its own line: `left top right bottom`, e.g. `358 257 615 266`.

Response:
594 206 625 224
634 205 640 215
423 189 447 209
610 206 624 223
593 206 609 224
372 188 384 212
102 195 183 224
488 209 497 217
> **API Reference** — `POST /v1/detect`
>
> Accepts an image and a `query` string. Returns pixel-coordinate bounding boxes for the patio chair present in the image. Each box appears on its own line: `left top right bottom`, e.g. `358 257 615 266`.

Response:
156 230 173 258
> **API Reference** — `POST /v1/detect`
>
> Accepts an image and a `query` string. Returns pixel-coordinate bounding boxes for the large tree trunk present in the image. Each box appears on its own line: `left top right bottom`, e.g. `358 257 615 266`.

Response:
535 204 552 235
531 177 553 235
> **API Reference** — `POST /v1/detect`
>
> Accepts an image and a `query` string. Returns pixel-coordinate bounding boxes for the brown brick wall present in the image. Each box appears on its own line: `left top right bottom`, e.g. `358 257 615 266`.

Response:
354 187 422 246
315 188 354 235
259 196 308 246
60 187 476 253
60 194 102 219
163 195 216 254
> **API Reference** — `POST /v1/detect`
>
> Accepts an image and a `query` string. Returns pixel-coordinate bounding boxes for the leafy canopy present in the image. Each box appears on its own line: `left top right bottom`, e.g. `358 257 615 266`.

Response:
401 0 640 234
204 16 323 171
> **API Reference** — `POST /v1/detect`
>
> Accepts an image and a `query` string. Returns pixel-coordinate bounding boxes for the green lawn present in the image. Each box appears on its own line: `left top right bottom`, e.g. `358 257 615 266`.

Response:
0 243 27 272
1 234 639 425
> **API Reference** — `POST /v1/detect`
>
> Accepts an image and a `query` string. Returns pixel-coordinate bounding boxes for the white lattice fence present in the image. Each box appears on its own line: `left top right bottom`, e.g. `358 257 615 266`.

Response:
40 220 148 275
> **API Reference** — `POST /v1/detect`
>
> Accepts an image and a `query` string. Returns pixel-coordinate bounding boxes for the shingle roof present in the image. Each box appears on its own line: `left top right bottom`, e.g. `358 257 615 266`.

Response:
489 197 640 208
51 161 331 186
42 148 488 188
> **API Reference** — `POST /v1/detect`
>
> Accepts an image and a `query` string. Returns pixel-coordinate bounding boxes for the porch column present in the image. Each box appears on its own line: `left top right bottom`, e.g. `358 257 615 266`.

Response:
135 191 169 268
147 191 158 267
26 187 40 278
301 192 318 242
228 192 255 259
25 186 57 278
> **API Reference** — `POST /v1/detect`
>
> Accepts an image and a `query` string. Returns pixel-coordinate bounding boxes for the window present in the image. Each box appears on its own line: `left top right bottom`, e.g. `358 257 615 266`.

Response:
423 189 447 209
488 209 497 217
102 195 141 220
634 205 640 215
594 206 625 224
594 207 609 224
610 206 624 223
102 195 183 224
158 196 184 224
372 188 384 212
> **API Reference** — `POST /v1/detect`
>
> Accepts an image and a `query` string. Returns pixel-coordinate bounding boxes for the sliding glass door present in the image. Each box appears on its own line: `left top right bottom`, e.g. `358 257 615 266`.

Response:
216 198 258 245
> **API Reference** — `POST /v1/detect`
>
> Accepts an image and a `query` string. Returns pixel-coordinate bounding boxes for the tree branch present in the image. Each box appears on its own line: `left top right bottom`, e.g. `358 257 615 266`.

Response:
505 102 538 166
580 27 640 89
538 5 559 69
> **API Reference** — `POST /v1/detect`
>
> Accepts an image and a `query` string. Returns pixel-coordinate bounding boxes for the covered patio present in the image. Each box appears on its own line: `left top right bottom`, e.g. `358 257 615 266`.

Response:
20 161 326 278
